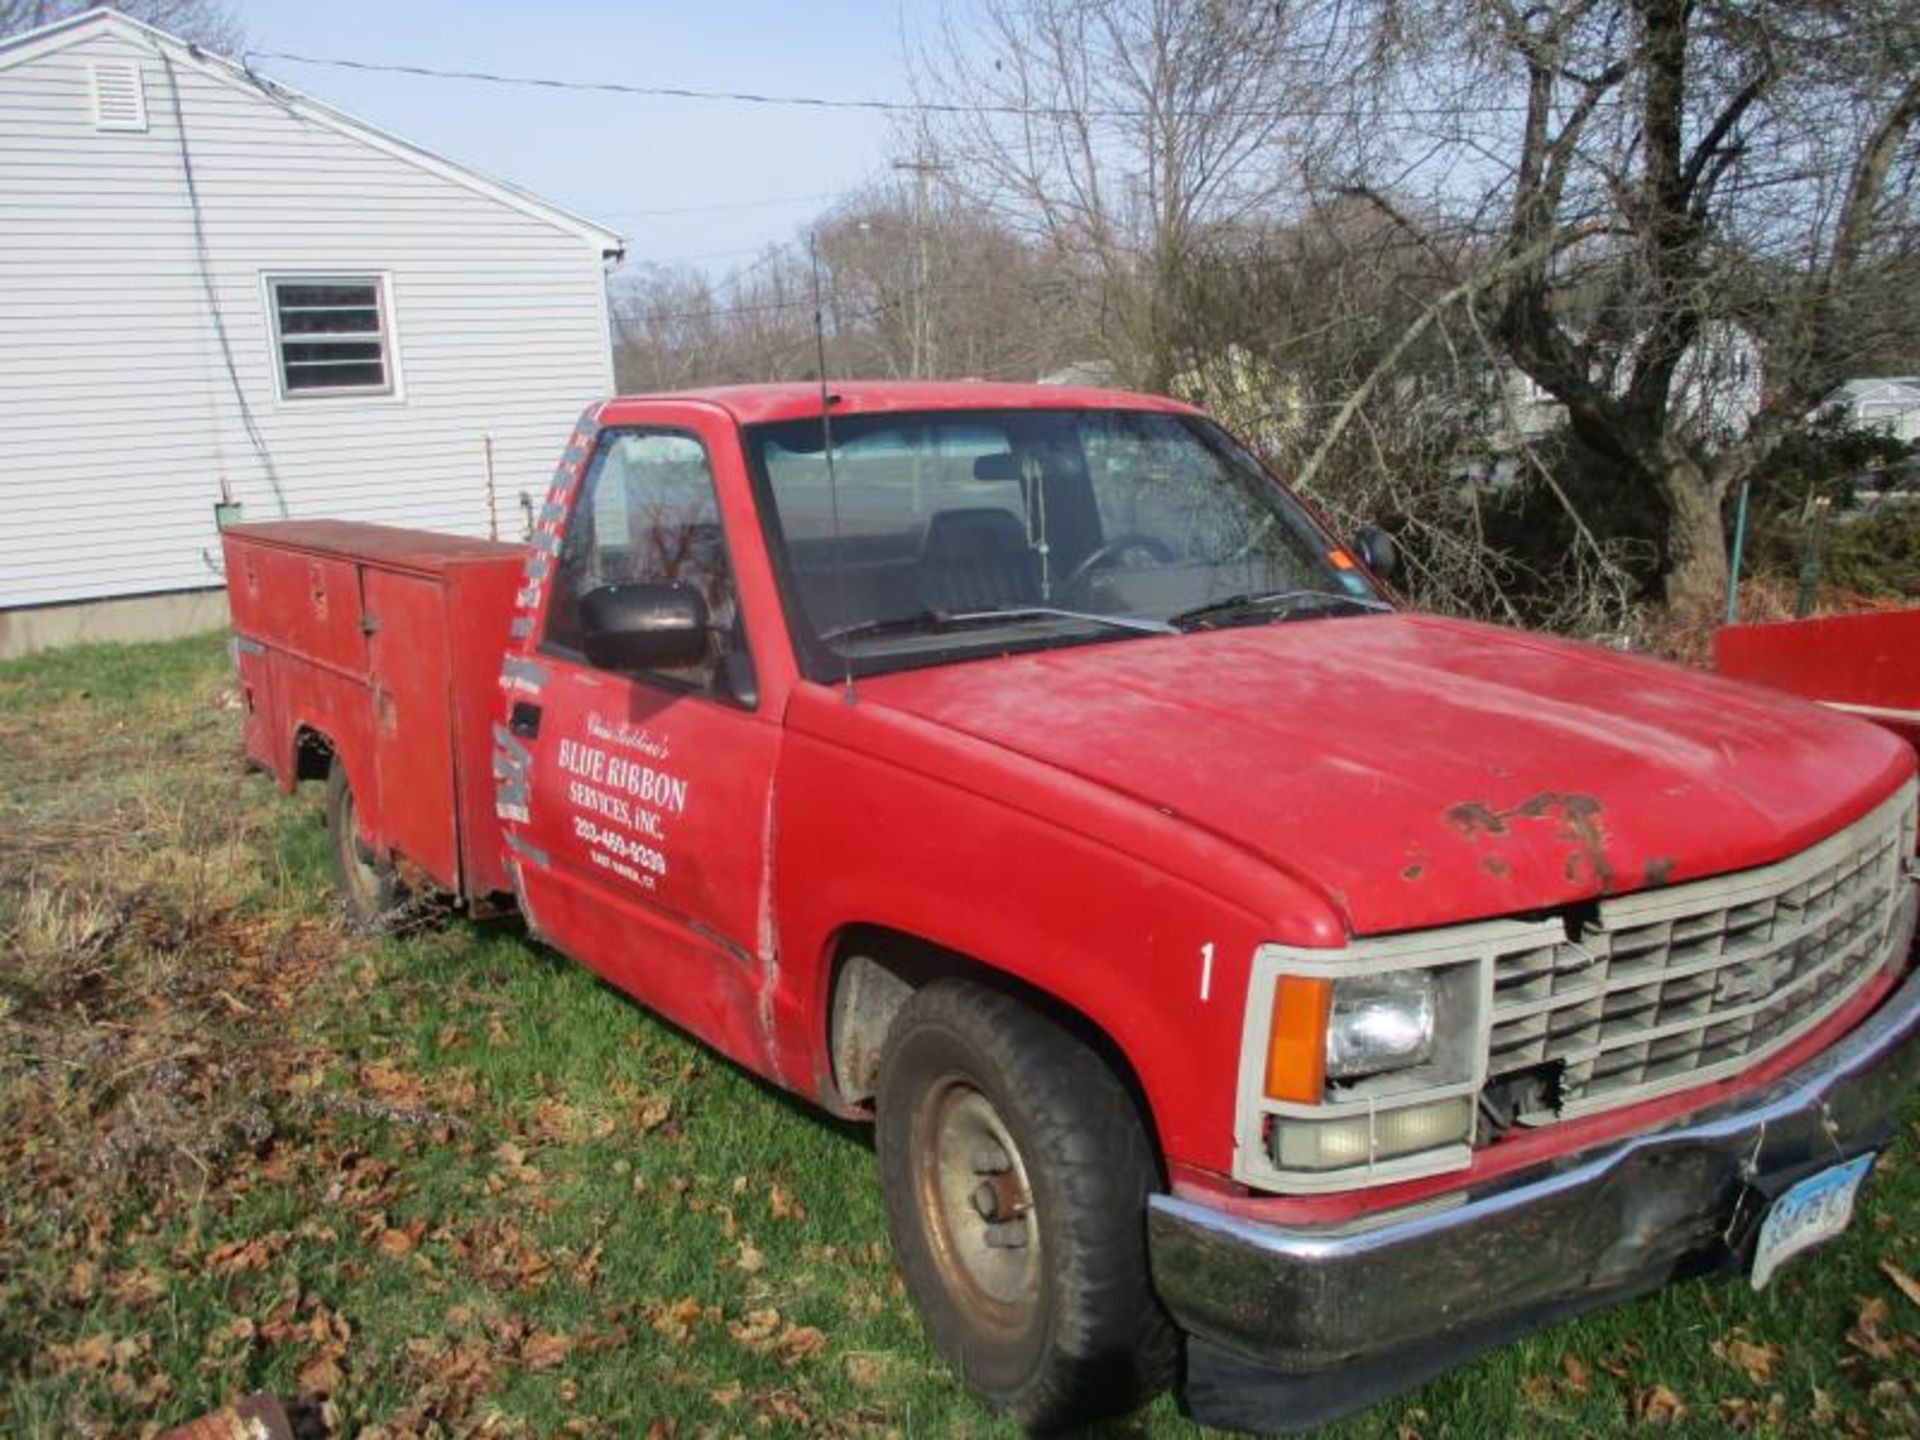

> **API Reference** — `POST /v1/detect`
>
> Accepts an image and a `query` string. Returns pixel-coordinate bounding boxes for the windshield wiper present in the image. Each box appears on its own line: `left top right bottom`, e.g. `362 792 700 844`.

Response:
1168 589 1392 631
821 604 1174 645
970 604 1177 635
819 609 963 643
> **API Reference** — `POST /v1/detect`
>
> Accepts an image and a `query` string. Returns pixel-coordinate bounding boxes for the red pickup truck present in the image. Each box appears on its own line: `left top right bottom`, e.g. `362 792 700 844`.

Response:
225 383 1920 1434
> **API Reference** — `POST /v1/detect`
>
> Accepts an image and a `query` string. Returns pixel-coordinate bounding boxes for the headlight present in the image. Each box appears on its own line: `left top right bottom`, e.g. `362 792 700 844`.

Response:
1326 971 1435 1079
1238 929 1517 1193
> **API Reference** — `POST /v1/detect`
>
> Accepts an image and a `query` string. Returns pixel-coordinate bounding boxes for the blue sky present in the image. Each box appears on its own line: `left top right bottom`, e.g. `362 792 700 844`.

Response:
236 1 934 272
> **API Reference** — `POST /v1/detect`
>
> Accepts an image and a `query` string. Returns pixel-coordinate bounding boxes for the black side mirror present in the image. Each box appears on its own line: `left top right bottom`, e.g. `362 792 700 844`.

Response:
1353 525 1398 580
580 581 710 671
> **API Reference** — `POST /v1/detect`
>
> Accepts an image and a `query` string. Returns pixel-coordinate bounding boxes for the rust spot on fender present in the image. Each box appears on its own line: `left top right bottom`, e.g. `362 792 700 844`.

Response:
1481 855 1511 879
1445 791 1616 895
1401 863 1424 881
1445 800 1507 836
1644 856 1676 888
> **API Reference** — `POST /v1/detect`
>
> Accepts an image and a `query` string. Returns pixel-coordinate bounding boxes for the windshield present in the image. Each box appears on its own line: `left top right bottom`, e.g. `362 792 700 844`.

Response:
745 407 1385 678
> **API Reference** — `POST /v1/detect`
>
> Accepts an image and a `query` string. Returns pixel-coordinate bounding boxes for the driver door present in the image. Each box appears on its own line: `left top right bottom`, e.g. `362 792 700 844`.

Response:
513 422 780 1052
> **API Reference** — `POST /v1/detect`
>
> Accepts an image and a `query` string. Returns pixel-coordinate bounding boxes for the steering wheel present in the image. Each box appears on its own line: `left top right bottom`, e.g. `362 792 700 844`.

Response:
1061 533 1176 595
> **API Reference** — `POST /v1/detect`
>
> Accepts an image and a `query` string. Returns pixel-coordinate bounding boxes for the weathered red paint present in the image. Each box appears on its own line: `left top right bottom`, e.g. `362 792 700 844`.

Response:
1716 608 1920 753
225 521 523 896
225 383 1918 1208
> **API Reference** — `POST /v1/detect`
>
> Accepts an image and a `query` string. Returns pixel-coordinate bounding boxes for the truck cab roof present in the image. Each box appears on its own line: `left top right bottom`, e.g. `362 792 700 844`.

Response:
597 380 1205 427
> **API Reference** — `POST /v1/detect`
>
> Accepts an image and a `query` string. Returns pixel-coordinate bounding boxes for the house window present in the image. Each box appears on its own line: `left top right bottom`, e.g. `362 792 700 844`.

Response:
267 276 395 396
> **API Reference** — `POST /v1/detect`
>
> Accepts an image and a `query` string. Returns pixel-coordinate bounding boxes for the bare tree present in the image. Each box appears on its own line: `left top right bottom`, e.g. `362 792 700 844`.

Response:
611 183 1086 390
1294 0 1920 615
914 0 1313 387
0 1 240 49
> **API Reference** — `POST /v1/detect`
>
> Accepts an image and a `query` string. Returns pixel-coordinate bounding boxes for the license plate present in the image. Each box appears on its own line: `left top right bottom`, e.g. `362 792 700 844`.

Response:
1751 1153 1874 1290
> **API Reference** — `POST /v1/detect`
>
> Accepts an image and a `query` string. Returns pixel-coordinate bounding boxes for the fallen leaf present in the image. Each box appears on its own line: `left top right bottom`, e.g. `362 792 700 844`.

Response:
1719 1397 1764 1432
737 1241 765 1273
1849 1296 1898 1362
1562 1352 1590 1393
776 1324 825 1367
298 1349 345 1395
845 1354 883 1389
728 1307 782 1348
1720 1390 1789 1436
1712 1335 1785 1386
48 1333 116 1372
571 1241 605 1287
635 1095 673 1133
1631 1384 1687 1426
770 1185 805 1223
710 1382 743 1407
205 1235 282 1274
108 1268 168 1308
492 1141 541 1185
66 1261 98 1301
1519 1373 1556 1405
1598 1338 1647 1380
1883 1261 1920 1310
750 1389 813 1426
522 1330 573 1370
650 1296 706 1344
359 1059 426 1106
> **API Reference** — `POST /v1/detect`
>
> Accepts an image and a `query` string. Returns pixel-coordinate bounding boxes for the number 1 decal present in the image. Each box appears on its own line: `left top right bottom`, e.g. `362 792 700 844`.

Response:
1199 941 1215 1001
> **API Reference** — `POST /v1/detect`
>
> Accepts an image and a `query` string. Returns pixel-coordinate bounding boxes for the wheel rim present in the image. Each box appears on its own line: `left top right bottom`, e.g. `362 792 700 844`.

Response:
336 784 384 914
910 1077 1041 1332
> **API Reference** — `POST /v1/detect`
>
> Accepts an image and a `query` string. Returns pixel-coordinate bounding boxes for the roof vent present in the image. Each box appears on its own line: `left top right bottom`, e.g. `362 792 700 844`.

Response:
89 61 148 132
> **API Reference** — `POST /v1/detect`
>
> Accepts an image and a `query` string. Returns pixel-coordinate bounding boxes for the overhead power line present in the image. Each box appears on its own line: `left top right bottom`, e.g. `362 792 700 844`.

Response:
242 48 1538 121
597 191 839 220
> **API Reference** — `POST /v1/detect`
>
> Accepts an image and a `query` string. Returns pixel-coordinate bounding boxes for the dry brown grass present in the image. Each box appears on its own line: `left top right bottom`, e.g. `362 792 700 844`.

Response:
0 645 346 1219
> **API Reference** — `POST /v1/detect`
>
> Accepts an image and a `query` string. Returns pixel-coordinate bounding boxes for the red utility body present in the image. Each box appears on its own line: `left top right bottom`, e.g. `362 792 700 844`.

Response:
1716 608 1920 754
224 385 1920 1435
226 521 524 899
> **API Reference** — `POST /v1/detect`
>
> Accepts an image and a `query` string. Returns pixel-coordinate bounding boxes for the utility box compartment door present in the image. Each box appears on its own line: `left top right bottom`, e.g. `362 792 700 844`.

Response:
227 542 370 676
364 569 460 891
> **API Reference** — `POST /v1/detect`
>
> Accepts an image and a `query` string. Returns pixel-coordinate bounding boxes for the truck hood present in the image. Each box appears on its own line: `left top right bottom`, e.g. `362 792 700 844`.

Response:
854 614 1916 935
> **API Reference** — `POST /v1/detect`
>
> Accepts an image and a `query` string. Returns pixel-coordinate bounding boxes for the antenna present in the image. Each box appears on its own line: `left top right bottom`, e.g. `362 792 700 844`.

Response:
809 231 856 704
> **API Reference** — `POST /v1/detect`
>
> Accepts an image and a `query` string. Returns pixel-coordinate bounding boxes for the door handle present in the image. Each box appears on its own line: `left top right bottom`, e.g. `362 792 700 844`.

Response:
508 701 542 739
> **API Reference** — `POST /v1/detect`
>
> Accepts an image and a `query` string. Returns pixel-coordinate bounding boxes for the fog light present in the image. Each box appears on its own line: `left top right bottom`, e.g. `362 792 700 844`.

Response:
1326 970 1435 1080
1270 1096 1472 1172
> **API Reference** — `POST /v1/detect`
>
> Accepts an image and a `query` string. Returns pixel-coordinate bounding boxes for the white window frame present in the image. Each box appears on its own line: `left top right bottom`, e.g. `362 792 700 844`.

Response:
261 272 404 403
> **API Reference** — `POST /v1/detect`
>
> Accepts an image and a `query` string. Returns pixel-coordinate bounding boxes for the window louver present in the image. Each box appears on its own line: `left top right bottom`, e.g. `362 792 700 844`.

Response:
89 61 147 133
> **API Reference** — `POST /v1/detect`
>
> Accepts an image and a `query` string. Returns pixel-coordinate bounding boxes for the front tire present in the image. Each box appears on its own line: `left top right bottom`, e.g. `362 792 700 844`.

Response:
874 979 1177 1431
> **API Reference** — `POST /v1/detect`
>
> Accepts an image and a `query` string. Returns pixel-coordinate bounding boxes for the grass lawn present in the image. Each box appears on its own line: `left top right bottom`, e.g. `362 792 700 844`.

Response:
2 632 1919 1437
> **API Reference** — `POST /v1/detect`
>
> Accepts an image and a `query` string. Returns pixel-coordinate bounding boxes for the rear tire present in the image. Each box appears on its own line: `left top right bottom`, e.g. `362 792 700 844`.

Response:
874 979 1177 1432
325 757 403 928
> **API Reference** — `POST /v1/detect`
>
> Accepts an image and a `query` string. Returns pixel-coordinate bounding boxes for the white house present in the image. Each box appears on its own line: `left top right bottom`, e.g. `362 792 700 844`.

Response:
1816 378 1920 444
0 9 624 656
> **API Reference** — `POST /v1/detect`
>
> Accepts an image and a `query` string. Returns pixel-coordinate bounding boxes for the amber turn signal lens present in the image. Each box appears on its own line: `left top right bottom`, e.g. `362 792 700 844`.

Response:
1264 975 1333 1102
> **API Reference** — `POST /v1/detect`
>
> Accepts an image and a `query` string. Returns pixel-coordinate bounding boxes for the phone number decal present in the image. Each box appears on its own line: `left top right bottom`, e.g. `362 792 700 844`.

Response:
572 815 668 877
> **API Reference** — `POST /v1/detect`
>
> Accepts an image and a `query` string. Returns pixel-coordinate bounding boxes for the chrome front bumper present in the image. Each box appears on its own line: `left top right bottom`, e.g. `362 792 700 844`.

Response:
1151 882 1920 1434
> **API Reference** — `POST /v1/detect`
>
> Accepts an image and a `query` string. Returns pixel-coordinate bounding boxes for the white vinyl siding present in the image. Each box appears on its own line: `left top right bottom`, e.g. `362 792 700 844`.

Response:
0 20 619 609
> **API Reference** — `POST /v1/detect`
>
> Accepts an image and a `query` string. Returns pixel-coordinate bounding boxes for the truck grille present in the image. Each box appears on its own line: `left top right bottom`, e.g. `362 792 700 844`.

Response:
1487 781 1917 1122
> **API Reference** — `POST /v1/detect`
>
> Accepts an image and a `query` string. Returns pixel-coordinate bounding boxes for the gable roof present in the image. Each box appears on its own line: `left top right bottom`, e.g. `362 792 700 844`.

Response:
1822 378 1920 410
0 8 625 259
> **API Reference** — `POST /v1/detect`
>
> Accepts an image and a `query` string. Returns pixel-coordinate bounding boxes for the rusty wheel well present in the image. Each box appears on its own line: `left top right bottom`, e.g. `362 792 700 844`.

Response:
293 726 335 783
825 924 1165 1181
